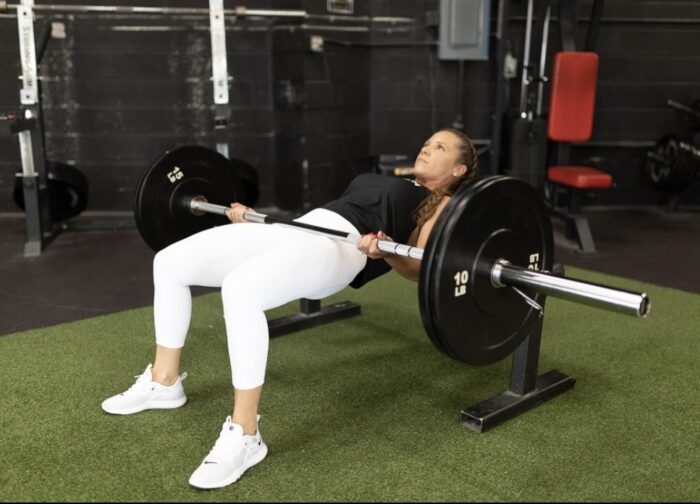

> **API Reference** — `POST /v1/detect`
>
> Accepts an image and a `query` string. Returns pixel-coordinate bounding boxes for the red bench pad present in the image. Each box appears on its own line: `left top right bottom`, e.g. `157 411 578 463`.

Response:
548 166 613 189
548 52 599 142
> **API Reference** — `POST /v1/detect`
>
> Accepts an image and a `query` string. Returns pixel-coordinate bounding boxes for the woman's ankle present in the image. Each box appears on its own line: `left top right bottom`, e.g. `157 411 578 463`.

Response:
232 416 258 436
151 368 179 386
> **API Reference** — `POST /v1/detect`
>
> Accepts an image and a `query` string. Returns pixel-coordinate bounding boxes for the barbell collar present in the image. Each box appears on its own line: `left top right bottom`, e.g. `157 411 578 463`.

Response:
491 259 650 318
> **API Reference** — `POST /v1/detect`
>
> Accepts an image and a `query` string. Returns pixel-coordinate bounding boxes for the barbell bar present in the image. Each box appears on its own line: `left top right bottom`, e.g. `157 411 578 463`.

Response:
189 197 424 260
187 197 650 319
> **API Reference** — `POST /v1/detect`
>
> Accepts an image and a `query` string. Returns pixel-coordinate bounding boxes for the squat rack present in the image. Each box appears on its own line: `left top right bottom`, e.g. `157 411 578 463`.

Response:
5 0 413 257
5 0 307 257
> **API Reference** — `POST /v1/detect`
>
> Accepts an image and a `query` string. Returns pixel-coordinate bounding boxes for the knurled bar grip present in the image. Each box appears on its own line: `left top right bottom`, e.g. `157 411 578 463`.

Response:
189 198 650 318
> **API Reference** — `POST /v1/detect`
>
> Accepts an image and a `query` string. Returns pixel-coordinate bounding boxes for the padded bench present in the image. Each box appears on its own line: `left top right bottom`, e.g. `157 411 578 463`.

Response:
546 51 612 253
547 166 613 253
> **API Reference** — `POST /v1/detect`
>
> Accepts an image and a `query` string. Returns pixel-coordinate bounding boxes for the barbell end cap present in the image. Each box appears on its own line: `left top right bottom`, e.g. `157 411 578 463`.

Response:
638 294 651 318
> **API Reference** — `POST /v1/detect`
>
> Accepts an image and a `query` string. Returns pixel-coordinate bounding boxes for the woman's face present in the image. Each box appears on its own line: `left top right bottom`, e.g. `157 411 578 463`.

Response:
413 130 467 191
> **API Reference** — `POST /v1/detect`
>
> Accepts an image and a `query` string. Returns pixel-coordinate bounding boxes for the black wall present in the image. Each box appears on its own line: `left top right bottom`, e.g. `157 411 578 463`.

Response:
1 0 699 214
272 0 371 210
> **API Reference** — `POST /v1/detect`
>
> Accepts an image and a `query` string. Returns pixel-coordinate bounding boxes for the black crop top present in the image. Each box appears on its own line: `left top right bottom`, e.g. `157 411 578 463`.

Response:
322 173 431 288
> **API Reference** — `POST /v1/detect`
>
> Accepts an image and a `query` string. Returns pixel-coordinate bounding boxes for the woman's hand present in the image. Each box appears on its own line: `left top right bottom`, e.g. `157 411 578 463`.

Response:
226 202 252 224
356 231 393 259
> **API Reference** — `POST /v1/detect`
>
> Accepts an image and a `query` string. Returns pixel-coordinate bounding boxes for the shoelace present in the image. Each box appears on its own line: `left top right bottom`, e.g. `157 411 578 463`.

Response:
124 369 155 395
124 374 151 395
207 423 248 462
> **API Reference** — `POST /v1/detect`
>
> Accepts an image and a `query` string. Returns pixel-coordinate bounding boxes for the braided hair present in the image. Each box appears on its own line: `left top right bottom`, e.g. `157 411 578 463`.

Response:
413 128 479 229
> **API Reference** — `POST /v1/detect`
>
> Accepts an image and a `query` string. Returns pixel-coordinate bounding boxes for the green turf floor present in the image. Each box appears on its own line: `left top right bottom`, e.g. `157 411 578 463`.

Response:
1 267 698 502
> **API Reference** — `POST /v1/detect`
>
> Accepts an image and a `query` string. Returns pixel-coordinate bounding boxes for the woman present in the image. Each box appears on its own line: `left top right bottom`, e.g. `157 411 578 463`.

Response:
101 128 478 489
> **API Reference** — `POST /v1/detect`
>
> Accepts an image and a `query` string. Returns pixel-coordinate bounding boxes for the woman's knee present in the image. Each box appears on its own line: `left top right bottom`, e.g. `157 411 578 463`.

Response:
153 248 174 281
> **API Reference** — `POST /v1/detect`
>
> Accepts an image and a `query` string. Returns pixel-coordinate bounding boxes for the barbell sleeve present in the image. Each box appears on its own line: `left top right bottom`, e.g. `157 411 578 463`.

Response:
491 259 651 318
190 199 229 216
188 198 650 318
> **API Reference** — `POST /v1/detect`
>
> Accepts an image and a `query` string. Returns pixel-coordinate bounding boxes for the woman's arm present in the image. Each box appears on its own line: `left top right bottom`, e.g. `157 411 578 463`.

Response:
380 228 421 281
358 196 452 282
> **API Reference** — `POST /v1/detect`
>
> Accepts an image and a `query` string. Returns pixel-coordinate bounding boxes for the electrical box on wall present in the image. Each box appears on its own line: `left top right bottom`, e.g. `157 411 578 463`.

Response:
438 0 490 60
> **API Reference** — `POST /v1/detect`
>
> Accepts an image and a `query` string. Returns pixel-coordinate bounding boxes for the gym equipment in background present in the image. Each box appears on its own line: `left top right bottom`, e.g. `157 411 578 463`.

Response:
13 160 88 222
544 52 613 254
6 1 306 256
645 99 700 211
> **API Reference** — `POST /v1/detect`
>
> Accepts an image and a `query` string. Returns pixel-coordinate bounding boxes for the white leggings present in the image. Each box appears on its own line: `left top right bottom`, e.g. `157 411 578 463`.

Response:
152 209 367 389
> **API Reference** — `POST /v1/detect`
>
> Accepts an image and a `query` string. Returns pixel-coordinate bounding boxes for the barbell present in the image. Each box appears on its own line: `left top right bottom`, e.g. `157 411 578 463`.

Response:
134 146 651 366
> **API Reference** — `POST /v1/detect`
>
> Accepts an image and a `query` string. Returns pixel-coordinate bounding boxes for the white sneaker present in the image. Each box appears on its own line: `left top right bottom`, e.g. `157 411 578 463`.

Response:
189 415 268 489
101 364 188 415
